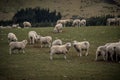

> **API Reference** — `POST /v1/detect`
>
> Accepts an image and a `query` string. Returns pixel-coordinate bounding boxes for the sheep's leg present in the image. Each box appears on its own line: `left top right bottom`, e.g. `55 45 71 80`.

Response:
9 48 12 55
102 54 106 61
110 54 114 61
85 50 89 56
116 53 118 62
22 49 25 53
64 54 67 60
50 53 53 60
95 53 98 61
79 52 82 57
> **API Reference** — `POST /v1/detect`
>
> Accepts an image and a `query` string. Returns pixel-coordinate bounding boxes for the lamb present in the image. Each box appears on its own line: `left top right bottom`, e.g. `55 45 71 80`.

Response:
9 40 28 54
52 39 62 46
54 23 63 33
28 31 39 44
8 32 18 42
23 21 31 28
39 35 52 48
50 42 71 60
73 40 90 57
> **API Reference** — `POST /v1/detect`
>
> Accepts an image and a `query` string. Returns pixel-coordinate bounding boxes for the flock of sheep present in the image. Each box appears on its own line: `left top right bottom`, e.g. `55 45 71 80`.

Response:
5 18 120 63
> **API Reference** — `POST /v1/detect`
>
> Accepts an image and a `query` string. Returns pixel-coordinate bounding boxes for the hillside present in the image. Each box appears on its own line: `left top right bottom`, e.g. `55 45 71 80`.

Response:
0 0 120 20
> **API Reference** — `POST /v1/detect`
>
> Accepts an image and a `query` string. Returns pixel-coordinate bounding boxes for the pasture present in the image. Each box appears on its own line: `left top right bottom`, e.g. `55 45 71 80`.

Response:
0 26 120 80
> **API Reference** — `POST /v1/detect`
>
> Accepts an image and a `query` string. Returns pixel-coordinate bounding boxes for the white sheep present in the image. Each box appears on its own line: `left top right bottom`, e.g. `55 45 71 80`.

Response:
80 19 86 26
12 24 19 28
52 39 62 46
112 42 120 62
50 42 71 60
72 19 81 27
73 40 90 57
9 40 28 54
57 19 73 27
28 31 39 44
8 33 18 42
39 35 52 48
95 43 111 61
105 42 120 61
23 21 31 28
54 23 63 33
95 44 108 61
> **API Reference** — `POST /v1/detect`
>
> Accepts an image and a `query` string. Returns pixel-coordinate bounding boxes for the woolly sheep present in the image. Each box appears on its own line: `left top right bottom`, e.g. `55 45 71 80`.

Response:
39 35 52 48
50 42 71 60
57 19 72 27
80 19 86 26
106 42 120 61
52 39 62 46
73 40 90 57
54 23 63 33
28 31 39 44
95 44 109 61
72 19 81 27
23 21 31 28
112 42 120 62
9 40 28 54
8 33 18 42
95 43 111 61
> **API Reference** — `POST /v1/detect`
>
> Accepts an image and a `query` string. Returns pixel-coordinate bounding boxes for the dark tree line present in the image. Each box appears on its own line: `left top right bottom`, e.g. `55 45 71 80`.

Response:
12 7 62 27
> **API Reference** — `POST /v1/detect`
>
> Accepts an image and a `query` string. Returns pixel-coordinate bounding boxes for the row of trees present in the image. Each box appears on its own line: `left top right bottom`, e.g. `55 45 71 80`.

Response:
0 7 120 27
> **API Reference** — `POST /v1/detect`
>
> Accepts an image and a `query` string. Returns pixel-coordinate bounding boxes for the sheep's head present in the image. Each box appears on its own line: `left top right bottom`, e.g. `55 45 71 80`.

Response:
65 42 71 50
22 40 28 45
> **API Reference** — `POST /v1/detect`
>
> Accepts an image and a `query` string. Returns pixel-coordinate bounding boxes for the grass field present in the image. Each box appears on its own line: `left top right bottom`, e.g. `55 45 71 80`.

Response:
0 26 120 80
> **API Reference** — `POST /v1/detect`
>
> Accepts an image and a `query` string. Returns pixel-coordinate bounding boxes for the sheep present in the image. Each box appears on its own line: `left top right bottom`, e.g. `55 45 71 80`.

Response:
39 35 52 48
95 45 108 61
80 19 86 26
52 39 62 46
28 31 39 44
9 40 28 54
54 23 63 33
57 19 72 27
8 33 18 42
23 21 31 28
12 24 19 28
72 19 81 27
73 40 90 57
105 42 120 61
50 42 71 60
112 42 120 62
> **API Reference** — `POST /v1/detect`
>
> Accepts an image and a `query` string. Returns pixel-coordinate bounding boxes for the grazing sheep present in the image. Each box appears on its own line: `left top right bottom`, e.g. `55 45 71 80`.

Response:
106 42 120 61
39 35 52 48
57 19 72 27
9 40 28 54
113 42 120 62
80 19 86 26
72 19 81 27
54 23 63 33
52 39 62 46
95 45 107 61
73 40 90 57
8 33 18 42
12 24 19 28
28 31 39 44
23 21 31 28
50 42 71 60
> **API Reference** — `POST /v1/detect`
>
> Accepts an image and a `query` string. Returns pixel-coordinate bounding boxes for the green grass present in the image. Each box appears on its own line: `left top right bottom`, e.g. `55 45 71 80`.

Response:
0 26 120 80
